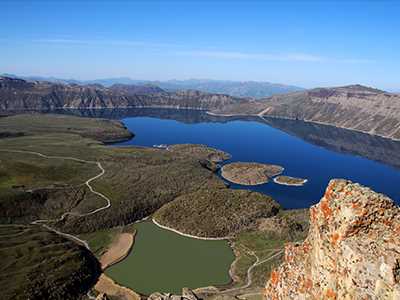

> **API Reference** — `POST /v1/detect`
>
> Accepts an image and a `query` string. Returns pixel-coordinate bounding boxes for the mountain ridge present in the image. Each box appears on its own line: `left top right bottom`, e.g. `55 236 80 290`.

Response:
0 76 247 111
1 73 303 98
211 84 400 140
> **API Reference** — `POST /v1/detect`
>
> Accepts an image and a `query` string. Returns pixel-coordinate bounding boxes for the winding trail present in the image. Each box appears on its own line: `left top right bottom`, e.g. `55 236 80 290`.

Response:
221 247 283 294
1 148 283 299
0 149 112 249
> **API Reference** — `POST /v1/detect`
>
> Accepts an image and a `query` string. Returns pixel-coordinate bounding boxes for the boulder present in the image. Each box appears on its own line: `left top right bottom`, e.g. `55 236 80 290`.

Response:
265 179 400 299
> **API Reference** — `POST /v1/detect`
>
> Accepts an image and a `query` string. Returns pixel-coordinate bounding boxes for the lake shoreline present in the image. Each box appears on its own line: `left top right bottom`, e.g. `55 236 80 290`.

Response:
152 218 231 240
207 110 400 142
95 231 141 300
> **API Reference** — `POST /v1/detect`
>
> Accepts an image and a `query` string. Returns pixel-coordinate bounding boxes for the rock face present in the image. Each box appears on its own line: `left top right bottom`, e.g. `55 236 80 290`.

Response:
211 85 400 140
265 179 400 299
0 76 244 111
258 85 400 140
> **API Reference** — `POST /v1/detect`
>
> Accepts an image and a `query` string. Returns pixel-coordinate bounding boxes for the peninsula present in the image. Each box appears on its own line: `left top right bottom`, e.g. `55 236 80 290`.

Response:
221 162 284 185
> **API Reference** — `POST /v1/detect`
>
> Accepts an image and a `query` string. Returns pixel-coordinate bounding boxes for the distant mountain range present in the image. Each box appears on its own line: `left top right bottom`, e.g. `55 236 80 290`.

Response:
2 74 400 141
0 76 247 111
1 74 303 98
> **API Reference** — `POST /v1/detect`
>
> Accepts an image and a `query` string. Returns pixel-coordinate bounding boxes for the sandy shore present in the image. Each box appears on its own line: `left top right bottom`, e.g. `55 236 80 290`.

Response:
94 232 140 300
99 233 134 269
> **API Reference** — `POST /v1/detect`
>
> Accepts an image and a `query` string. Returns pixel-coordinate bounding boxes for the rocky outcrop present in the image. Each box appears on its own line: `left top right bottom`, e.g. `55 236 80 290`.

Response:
96 293 110 300
265 179 400 299
149 288 200 300
0 77 244 111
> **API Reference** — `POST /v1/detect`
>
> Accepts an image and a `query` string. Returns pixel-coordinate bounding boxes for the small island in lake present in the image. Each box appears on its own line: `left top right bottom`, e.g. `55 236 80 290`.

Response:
221 162 284 185
273 175 308 186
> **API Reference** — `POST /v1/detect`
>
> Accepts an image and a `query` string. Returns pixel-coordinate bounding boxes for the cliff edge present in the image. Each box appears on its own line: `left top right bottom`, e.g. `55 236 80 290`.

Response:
265 179 400 299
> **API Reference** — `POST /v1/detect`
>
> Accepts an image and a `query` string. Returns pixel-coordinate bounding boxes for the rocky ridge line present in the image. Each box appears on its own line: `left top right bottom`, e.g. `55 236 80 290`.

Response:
265 179 400 299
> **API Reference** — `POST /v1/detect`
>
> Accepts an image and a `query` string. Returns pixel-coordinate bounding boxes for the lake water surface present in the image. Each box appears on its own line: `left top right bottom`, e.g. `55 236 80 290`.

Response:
106 221 234 295
108 108 400 209
52 108 400 294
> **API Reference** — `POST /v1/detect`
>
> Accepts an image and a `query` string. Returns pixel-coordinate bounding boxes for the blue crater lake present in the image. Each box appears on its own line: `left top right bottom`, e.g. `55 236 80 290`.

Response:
54 108 400 208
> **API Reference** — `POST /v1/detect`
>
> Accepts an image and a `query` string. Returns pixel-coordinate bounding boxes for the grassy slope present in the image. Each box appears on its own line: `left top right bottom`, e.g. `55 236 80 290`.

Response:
0 115 221 234
154 182 281 238
228 209 310 290
0 224 101 300
0 113 133 142
0 113 309 300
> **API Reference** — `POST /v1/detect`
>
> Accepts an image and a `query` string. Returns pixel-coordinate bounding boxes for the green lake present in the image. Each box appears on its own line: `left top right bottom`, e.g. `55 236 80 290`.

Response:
105 221 235 295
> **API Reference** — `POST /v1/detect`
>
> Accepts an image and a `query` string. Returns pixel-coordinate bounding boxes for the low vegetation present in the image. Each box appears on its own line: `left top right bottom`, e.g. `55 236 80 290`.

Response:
221 162 283 185
168 144 231 162
217 209 309 296
0 113 133 143
0 224 101 300
0 113 309 300
154 181 281 238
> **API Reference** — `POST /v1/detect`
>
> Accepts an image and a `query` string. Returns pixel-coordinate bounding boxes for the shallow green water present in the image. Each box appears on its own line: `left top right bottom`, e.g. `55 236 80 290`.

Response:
106 221 235 295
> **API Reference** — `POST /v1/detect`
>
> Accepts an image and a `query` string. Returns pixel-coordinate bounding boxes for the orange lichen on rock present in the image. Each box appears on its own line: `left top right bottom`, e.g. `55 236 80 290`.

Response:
320 198 333 220
270 270 279 286
325 288 337 299
330 232 340 247
265 179 400 299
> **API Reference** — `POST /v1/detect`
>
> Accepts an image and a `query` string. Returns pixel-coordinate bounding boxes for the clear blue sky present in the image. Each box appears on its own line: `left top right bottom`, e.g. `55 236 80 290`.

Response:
1 1 399 90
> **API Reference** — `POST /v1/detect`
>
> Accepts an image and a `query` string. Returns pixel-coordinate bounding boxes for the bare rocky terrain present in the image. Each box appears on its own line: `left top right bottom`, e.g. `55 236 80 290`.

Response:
265 179 400 299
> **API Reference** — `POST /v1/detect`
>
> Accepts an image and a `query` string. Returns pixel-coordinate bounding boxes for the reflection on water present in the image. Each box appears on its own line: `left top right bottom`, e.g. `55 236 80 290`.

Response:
31 108 400 208
51 107 400 170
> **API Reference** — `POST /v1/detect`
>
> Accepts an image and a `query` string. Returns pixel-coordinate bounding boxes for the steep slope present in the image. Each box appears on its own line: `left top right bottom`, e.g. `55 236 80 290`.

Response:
260 85 400 140
212 85 400 140
260 116 400 169
0 77 245 111
265 179 400 299
0 224 101 300
109 83 165 95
